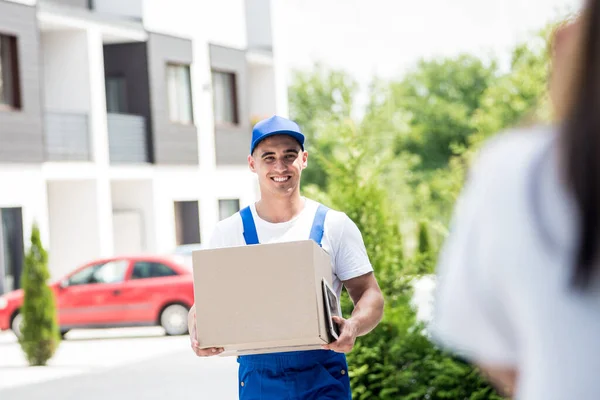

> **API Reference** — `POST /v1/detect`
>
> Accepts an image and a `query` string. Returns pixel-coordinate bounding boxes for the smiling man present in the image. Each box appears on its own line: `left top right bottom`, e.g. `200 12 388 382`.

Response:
187 115 384 399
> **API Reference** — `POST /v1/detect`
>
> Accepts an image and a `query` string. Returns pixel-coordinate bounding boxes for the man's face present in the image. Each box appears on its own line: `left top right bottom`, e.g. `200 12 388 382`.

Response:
248 135 308 197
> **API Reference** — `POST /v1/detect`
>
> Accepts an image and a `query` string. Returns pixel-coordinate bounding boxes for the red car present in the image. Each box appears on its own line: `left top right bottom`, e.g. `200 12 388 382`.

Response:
0 255 195 338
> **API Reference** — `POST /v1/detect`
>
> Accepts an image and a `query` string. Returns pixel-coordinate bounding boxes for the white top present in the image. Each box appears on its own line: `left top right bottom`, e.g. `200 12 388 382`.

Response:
431 125 600 400
208 197 374 299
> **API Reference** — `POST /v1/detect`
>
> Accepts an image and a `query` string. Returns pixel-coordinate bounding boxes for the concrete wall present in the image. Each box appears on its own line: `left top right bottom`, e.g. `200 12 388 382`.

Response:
245 0 272 51
110 180 155 252
42 30 91 113
248 64 276 120
0 166 49 248
46 180 104 279
210 44 249 166
0 1 44 162
147 33 198 165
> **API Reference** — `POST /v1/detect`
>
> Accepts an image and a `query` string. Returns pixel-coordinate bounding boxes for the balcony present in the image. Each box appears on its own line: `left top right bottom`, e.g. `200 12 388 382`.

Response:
39 0 90 10
107 113 150 163
44 112 92 161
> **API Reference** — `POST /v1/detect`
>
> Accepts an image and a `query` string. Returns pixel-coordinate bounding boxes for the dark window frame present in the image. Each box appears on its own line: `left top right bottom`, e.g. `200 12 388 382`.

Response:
174 200 201 245
0 33 21 111
211 69 239 126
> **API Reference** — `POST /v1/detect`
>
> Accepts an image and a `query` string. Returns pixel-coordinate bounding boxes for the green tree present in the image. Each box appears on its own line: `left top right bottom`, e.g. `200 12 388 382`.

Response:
19 223 61 366
288 63 357 134
315 119 405 301
288 64 358 190
472 27 552 137
363 54 498 171
414 25 553 250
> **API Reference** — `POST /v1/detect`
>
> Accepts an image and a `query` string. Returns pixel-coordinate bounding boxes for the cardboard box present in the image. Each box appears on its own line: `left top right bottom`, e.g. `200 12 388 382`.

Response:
192 239 335 356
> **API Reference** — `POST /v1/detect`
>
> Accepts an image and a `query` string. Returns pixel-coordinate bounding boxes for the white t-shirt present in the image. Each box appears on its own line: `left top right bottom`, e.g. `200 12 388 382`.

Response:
431 125 600 400
208 197 373 298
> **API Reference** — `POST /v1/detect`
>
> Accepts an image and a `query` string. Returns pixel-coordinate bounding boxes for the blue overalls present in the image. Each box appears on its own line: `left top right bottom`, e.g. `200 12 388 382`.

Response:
237 204 352 400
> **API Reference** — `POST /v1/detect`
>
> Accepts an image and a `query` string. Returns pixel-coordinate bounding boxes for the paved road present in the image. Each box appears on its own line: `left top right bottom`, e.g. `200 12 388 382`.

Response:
0 328 240 400
0 283 436 400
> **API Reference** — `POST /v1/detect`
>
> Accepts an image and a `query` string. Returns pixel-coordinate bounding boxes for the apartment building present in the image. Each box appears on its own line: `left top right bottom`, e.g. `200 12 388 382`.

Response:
0 0 288 294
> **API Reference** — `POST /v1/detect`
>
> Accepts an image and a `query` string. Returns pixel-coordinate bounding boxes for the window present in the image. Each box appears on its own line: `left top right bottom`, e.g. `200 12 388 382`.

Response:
0 208 24 294
105 76 128 113
92 260 128 284
212 70 238 124
166 63 193 124
219 199 240 221
0 34 21 110
68 264 100 286
131 262 178 280
174 201 201 245
68 260 129 286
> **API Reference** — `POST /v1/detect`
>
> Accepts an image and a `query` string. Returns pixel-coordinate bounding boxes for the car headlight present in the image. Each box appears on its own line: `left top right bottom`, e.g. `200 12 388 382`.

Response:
0 297 7 310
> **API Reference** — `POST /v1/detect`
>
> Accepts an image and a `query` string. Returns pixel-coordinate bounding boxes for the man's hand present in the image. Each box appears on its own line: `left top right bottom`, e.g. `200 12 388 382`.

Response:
322 272 384 354
188 304 224 357
322 316 359 353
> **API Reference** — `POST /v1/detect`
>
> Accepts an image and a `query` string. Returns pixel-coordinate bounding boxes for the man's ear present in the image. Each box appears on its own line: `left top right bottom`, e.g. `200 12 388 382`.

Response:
248 154 256 173
301 151 308 169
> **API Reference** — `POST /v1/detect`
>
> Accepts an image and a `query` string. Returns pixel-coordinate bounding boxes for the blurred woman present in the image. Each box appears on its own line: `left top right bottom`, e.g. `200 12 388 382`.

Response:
431 3 600 399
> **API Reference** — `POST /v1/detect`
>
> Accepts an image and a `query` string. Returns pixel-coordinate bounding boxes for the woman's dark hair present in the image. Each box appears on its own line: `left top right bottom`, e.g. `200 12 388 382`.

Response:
562 0 600 289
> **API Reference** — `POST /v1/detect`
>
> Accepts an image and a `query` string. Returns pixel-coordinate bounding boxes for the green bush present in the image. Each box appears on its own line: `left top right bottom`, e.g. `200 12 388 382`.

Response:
350 301 506 400
312 123 505 399
407 221 437 276
417 221 431 255
19 223 61 366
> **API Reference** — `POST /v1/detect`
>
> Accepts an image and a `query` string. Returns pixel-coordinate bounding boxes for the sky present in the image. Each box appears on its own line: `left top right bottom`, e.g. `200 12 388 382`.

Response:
273 0 581 112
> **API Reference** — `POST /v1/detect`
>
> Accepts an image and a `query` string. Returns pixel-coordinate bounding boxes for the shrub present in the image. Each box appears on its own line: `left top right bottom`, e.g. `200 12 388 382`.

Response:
313 121 504 399
19 223 61 366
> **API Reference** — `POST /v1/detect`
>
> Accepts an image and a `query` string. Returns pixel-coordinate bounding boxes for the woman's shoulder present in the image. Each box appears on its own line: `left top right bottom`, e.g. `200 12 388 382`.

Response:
466 125 557 193
476 125 557 174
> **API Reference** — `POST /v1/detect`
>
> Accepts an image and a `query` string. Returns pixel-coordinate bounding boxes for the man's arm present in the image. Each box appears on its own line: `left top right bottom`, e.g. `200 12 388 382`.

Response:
322 272 384 353
344 272 384 336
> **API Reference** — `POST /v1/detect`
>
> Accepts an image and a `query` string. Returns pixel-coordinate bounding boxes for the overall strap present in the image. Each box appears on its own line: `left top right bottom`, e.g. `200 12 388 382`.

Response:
309 203 330 247
240 206 259 245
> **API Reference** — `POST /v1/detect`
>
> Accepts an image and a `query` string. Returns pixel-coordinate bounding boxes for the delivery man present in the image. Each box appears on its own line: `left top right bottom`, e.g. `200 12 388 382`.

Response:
188 115 385 399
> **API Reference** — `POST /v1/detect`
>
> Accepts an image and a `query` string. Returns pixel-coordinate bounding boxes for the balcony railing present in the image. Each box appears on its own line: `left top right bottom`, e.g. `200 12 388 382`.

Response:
107 113 150 163
44 112 92 162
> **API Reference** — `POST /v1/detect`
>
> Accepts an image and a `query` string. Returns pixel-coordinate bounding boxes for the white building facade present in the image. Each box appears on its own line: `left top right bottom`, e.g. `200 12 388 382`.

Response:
0 0 288 293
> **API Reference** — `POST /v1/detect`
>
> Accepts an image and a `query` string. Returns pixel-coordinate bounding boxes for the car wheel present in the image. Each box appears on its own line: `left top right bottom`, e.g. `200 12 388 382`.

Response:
160 304 189 336
11 312 23 339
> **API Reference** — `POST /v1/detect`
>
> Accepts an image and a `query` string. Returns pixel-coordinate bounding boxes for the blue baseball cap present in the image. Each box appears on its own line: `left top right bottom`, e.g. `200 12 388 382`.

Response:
250 115 305 155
